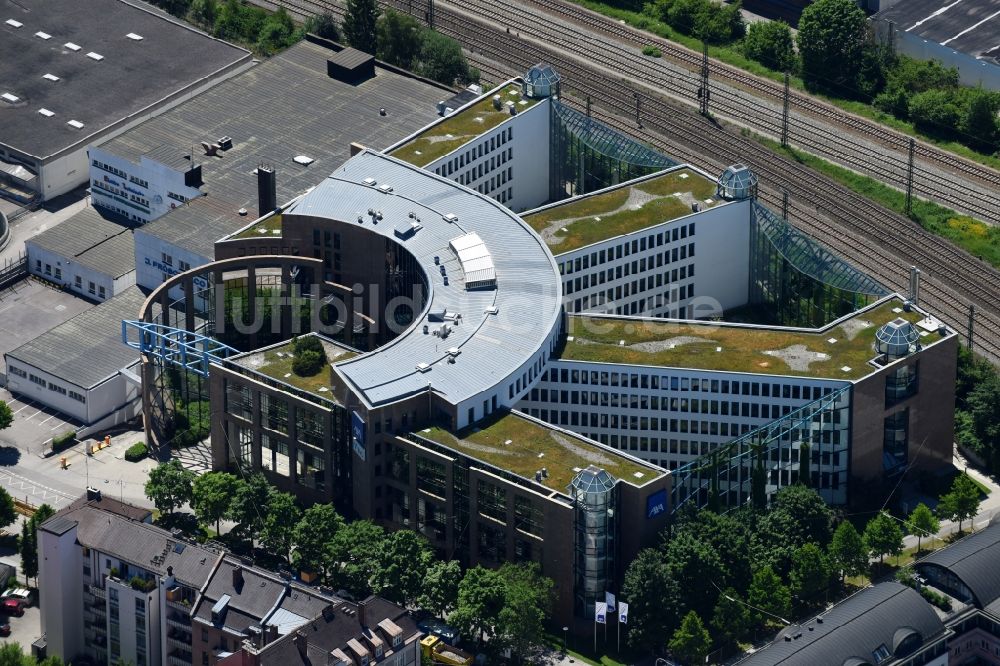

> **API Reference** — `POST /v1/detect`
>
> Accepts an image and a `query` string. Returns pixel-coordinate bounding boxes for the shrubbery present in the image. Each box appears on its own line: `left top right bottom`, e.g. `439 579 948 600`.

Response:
51 431 76 453
125 442 149 462
148 0 302 55
645 0 745 44
642 45 663 57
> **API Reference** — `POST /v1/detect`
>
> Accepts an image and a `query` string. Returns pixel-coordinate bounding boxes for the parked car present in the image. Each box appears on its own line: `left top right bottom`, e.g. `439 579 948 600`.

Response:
4 588 30 606
1 600 24 617
0 622 9 637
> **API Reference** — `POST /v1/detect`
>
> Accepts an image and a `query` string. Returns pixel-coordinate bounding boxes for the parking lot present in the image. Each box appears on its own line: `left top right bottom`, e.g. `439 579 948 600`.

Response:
0 279 92 376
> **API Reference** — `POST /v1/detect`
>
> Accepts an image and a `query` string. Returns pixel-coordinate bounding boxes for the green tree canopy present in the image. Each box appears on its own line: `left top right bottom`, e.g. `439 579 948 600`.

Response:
144 460 195 515
669 611 712 665
376 9 424 70
747 566 791 626
621 548 680 652
450 566 508 645
753 484 832 575
673 509 752 594
797 0 868 93
828 520 868 581
937 472 981 532
20 504 56 583
711 588 752 646
292 503 344 580
343 0 378 54
371 530 432 605
662 529 726 620
261 491 301 563
306 13 340 41
419 560 462 618
256 8 298 56
0 488 15 531
494 563 554 660
907 502 940 552
863 511 904 565
742 19 796 71
228 473 271 544
330 519 385 595
191 472 240 533
789 542 831 605
418 30 470 85
0 401 12 431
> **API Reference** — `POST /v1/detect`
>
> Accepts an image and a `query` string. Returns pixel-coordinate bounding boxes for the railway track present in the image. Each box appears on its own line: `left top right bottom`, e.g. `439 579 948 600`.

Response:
264 0 1000 362
450 0 999 224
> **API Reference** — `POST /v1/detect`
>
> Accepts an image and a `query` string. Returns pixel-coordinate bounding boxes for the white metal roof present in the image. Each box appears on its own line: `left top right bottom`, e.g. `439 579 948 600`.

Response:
449 232 496 288
287 150 562 409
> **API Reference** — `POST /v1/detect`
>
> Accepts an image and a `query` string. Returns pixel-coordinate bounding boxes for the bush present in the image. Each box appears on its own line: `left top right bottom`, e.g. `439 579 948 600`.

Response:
920 587 952 611
293 335 325 357
742 20 796 72
642 45 663 57
292 349 325 377
51 431 76 452
125 442 149 462
908 89 962 134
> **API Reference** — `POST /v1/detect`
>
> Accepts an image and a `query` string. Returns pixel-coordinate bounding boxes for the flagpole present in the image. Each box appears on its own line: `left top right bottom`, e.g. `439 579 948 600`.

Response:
617 616 620 655
594 608 597 653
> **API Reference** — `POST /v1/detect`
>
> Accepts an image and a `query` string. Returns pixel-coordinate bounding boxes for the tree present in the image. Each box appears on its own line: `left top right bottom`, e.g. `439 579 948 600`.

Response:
828 521 867 581
937 472 981 533
669 611 711 665
292 350 325 376
330 519 385 595
306 12 340 41
417 30 470 86
960 87 1000 154
256 8 298 56
228 473 270 543
342 0 378 54
0 401 12 431
0 488 15 531
420 560 462 618
376 9 423 70
797 0 868 93
742 19 796 72
494 563 554 660
622 548 679 651
20 504 54 582
747 566 791 626
789 543 830 604
753 484 832 575
0 642 64 666
673 509 752 594
189 0 218 28
907 503 940 552
371 530 432 605
662 529 726 620
750 446 767 511
863 511 904 565
261 491 301 563
144 460 195 515
450 566 507 646
292 503 344 580
711 588 752 646
192 472 239 533
908 89 962 134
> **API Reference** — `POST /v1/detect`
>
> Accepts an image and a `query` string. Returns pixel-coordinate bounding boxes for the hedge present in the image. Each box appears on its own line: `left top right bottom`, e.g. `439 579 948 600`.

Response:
124 442 149 462
51 431 77 452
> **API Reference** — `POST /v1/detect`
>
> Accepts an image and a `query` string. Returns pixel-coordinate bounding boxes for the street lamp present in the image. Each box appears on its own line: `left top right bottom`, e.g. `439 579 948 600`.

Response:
562 626 569 654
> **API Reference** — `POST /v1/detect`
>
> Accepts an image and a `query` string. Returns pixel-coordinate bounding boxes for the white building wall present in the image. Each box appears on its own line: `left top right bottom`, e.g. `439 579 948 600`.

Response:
89 147 201 225
555 198 750 320
107 577 159 666
133 228 211 297
874 19 1000 91
5 356 138 425
38 149 90 200
26 240 124 301
38 523 85 663
423 97 551 213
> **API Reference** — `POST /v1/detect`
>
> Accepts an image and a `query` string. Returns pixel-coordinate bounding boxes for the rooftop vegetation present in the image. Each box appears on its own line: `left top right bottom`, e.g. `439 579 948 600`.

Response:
238 337 356 395
233 214 283 239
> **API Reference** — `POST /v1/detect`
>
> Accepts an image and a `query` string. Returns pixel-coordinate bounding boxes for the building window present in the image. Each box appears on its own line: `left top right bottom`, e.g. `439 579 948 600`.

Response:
88 281 96 295
98 286 106 299
162 252 172 266
74 275 82 289
883 409 909 474
885 362 919 406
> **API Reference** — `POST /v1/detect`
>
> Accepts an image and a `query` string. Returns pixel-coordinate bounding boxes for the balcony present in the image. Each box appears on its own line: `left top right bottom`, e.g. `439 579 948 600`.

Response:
166 612 192 628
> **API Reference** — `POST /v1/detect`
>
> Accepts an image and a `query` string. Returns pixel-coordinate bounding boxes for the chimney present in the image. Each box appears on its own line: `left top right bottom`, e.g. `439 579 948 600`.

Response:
257 164 276 215
358 599 368 628
293 630 307 659
264 624 279 646
233 565 244 590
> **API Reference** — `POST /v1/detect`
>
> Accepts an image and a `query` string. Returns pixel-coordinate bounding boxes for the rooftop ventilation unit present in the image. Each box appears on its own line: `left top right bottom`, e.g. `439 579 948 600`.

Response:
293 155 314 166
446 347 460 357
217 136 233 150
443 213 458 223
38 108 54 117
393 221 421 240
35 31 51 39
449 233 497 290
377 183 393 193
67 119 84 129
42 73 59 82
363 177 376 186
415 363 431 373
64 42 81 51
86 52 104 61
5 19 22 28
125 32 143 40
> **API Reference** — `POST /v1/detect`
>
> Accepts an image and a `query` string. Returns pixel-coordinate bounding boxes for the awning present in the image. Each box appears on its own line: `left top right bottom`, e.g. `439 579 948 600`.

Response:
0 160 36 184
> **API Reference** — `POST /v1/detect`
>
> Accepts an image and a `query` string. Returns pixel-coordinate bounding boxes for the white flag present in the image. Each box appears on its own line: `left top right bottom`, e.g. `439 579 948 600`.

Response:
595 602 607 624
605 591 616 611
619 602 629 625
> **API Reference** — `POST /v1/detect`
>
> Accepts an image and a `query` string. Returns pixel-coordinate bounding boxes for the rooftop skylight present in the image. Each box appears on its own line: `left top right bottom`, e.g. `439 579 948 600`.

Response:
5 19 23 28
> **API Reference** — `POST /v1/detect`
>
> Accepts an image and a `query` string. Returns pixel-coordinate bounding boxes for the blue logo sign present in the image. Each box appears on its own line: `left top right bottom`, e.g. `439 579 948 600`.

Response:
351 411 366 461
646 489 667 519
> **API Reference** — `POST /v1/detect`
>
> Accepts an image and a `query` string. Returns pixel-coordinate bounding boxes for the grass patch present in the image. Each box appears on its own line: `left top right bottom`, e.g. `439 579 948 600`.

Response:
755 135 1000 267
416 412 661 490
561 299 933 379
563 0 1000 171
523 168 716 253
241 340 356 395
233 214 282 239
543 634 629 666
390 83 540 167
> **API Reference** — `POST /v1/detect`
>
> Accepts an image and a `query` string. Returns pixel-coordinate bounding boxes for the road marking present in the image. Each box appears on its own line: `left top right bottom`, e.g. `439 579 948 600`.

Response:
0 469 74 506
907 0 963 31
12 401 36 415
943 8 1000 44
23 410 42 421
38 413 58 424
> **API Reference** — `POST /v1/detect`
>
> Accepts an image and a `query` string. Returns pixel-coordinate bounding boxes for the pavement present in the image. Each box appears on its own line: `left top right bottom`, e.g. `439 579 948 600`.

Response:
0 515 40 651
0 189 89 267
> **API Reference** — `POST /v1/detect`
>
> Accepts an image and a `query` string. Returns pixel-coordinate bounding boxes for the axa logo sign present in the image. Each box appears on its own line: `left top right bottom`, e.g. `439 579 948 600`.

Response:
646 489 667 519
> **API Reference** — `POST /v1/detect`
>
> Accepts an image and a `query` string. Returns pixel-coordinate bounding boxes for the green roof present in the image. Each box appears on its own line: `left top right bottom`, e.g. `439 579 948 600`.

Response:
522 168 719 254
232 213 283 239
415 412 662 492
560 299 944 380
389 83 541 167
234 338 356 396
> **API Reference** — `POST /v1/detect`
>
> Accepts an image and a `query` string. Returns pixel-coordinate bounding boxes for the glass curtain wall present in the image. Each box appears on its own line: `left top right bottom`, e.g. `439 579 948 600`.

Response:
670 384 852 513
749 202 888 328
570 467 617 619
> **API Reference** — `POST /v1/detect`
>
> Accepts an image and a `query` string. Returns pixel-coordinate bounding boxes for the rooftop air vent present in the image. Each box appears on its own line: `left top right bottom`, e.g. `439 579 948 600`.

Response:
446 347 460 357
1 93 19 104
415 363 431 373
5 19 23 28
125 32 143 40
35 31 51 39
377 183 393 193
443 213 458 223
66 119 84 129
293 155 314 166
38 108 54 117
86 52 104 61
42 73 59 82
64 42 81 51
363 177 376 186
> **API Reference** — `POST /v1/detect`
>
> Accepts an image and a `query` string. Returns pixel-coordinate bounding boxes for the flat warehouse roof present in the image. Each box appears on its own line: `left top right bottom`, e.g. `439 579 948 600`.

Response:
879 0 1000 60
109 38 449 260
6 285 145 389
27 206 135 278
0 0 250 159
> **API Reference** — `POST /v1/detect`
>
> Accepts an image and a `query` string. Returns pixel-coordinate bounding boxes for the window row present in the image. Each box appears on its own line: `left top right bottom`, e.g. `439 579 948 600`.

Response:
560 222 696 274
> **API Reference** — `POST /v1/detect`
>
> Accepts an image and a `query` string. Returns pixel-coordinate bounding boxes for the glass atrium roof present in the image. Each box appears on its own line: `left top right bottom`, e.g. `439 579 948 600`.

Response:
570 465 617 494
718 163 759 200
525 64 561 88
876 318 920 350
753 202 889 296
552 100 678 169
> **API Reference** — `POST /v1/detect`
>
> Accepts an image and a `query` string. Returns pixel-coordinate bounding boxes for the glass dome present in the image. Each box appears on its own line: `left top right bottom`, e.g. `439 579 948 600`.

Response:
717 163 758 200
523 63 561 99
875 318 920 358
569 465 616 496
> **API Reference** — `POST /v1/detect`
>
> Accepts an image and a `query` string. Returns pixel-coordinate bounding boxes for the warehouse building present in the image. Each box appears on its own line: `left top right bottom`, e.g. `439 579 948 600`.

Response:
0 0 251 203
